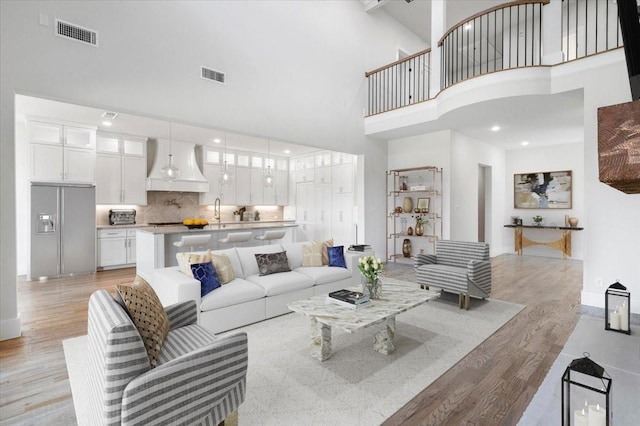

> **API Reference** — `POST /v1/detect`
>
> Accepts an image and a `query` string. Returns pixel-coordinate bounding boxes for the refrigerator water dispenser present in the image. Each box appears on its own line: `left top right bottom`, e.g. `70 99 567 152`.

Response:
37 213 56 234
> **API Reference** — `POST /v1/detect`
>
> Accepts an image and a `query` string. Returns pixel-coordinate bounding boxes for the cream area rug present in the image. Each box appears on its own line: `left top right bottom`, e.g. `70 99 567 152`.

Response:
64 280 523 425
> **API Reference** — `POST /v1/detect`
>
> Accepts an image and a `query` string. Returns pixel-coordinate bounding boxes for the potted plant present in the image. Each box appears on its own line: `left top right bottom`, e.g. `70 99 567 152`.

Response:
358 255 384 299
412 214 429 236
533 215 543 226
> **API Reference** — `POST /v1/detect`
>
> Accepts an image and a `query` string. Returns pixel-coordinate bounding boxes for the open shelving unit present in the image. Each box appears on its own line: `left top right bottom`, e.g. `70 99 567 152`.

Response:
386 166 443 264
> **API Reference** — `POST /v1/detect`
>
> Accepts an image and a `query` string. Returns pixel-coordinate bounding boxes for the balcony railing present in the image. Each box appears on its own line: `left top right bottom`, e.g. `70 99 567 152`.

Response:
364 0 624 117
439 0 547 91
365 48 431 116
561 0 622 62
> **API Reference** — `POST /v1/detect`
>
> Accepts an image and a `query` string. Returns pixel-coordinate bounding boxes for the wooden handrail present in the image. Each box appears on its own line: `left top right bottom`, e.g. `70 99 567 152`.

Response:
365 47 431 77
437 0 550 47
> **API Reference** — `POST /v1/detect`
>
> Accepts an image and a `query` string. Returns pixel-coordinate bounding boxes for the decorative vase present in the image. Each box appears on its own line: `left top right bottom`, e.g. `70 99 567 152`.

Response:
569 217 579 227
402 238 411 258
407 226 413 236
400 176 408 191
362 276 382 299
564 214 570 227
402 197 413 213
415 221 424 236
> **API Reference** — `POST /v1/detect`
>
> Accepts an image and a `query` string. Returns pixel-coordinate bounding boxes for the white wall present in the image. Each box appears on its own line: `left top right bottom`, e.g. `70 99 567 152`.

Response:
388 129 452 239
0 0 426 339
387 130 506 256
450 131 506 255
505 142 585 259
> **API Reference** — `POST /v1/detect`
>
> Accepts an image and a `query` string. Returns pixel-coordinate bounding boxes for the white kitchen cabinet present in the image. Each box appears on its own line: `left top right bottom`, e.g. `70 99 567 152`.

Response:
274 170 288 205
296 182 315 223
97 229 127 268
126 229 137 264
65 147 96 183
121 156 147 204
28 119 96 183
95 133 147 205
314 184 332 241
96 153 122 203
65 126 96 149
294 168 314 183
30 143 64 181
314 166 331 185
28 121 62 145
98 228 139 268
315 152 332 168
331 192 354 245
331 163 354 194
250 168 264 205
235 167 251 205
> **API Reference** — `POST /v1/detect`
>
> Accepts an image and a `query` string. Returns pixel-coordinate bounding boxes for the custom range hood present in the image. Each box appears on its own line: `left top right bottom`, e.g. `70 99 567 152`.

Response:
146 139 209 193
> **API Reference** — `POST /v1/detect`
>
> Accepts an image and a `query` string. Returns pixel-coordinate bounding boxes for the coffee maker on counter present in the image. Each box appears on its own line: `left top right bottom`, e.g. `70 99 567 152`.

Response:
109 209 136 225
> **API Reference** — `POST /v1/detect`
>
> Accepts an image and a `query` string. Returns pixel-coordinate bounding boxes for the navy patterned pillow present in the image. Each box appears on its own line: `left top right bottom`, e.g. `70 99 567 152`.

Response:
327 245 346 268
190 262 221 297
255 251 291 276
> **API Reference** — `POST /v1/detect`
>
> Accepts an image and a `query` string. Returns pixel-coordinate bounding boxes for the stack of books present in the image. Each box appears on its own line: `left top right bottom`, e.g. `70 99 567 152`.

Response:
347 244 371 252
326 289 371 309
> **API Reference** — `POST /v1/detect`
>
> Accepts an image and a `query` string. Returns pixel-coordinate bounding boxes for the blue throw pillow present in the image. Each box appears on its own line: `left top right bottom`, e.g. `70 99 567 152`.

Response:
327 245 346 268
191 262 221 297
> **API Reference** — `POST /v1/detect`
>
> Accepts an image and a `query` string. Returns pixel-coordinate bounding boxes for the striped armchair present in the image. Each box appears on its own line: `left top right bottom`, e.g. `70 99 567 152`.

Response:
414 240 491 310
87 289 248 426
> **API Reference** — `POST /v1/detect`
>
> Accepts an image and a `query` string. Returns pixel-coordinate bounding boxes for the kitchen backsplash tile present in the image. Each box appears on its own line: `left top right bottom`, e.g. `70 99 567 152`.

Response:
97 192 283 226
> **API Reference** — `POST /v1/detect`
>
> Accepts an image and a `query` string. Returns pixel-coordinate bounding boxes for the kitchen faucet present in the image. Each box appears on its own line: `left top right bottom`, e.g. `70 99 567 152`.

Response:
213 197 221 224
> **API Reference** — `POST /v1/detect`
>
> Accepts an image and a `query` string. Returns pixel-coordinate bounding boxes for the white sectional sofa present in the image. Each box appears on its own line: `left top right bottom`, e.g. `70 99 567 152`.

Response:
150 241 354 334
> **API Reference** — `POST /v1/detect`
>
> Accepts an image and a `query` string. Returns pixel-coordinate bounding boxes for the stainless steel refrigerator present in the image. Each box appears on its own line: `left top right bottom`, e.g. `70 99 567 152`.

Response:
30 183 96 279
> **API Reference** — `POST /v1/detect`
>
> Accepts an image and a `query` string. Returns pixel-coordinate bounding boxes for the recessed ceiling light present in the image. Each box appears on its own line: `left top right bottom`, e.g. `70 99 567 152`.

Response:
102 120 113 126
284 149 291 154
521 141 529 146
213 138 221 143
491 125 500 131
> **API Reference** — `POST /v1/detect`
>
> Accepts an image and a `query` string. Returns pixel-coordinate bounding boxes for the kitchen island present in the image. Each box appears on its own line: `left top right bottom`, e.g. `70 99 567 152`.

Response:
136 221 299 282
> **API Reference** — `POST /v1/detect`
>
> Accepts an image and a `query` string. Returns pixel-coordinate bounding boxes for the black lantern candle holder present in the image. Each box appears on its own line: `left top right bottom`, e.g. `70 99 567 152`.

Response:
605 281 631 335
562 353 612 425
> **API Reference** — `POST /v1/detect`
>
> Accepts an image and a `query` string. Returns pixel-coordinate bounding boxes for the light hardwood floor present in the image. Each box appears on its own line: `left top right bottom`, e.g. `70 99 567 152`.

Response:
0 254 582 425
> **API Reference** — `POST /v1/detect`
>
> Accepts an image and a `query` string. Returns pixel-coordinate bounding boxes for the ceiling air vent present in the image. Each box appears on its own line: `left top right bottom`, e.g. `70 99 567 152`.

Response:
201 66 226 84
55 19 98 47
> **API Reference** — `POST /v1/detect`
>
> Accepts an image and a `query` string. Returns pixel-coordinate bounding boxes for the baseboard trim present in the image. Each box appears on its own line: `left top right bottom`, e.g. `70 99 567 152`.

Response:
1 315 22 341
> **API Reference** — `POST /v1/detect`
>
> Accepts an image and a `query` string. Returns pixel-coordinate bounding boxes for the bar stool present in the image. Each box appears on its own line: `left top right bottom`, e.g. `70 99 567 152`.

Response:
218 231 253 246
173 234 212 251
254 229 286 245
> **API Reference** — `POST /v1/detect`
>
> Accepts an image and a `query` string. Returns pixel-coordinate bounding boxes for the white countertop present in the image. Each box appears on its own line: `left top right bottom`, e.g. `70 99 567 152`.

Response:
97 220 296 230
131 221 298 235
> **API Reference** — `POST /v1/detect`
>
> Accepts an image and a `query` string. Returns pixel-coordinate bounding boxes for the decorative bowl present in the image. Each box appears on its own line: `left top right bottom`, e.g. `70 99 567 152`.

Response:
185 224 207 229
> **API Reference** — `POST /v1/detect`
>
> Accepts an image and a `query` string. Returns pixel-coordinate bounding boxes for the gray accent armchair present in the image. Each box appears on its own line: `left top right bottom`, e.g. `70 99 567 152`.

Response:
414 240 491 309
87 289 248 426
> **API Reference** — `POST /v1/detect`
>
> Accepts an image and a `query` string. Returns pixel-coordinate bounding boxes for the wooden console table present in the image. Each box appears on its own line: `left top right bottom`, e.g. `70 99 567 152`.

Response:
504 224 584 259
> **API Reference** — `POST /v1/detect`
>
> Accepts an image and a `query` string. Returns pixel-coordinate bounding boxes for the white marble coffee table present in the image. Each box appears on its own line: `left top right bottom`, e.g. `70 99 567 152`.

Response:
287 280 440 361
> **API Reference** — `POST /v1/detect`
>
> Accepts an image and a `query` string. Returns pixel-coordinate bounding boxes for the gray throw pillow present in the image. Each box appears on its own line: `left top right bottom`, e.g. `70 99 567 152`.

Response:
255 251 291 276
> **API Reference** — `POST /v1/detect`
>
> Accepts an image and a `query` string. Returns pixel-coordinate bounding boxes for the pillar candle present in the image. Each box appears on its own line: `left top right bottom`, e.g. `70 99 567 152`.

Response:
619 302 629 331
609 310 620 330
574 408 589 426
588 404 606 426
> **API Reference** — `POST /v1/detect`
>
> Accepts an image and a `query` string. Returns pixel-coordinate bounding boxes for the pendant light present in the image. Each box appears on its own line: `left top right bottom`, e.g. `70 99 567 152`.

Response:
161 121 180 180
219 133 233 186
264 139 275 188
